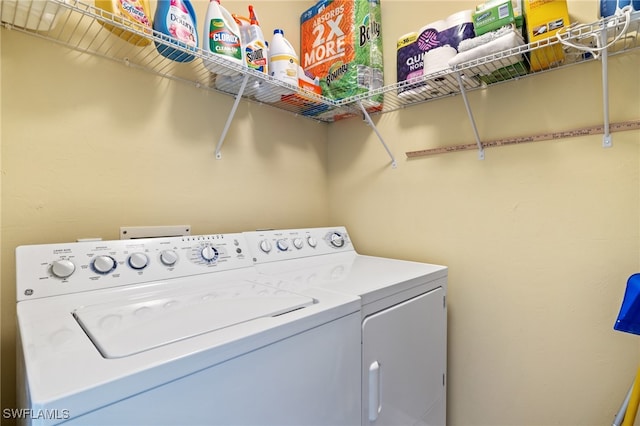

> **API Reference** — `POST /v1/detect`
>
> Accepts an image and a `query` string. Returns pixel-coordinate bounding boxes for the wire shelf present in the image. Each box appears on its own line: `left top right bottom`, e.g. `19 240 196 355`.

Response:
1 0 639 123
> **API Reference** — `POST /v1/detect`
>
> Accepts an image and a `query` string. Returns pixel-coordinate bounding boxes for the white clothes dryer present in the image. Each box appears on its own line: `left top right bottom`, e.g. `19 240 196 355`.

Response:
243 227 448 426
16 233 361 426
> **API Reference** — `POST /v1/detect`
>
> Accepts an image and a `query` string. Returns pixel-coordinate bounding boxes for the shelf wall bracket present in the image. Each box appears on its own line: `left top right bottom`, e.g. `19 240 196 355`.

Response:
215 73 250 160
357 100 397 168
455 72 485 160
600 26 612 148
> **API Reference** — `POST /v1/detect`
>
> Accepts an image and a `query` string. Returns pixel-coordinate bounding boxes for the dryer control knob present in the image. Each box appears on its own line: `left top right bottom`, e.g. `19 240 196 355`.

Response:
259 240 272 254
201 246 219 262
160 250 178 266
307 236 317 248
51 259 76 278
276 239 289 251
93 255 116 274
329 232 345 248
293 238 304 249
128 252 149 270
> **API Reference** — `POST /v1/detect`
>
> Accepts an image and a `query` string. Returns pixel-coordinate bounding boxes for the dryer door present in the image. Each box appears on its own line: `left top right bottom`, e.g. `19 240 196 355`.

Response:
362 286 446 426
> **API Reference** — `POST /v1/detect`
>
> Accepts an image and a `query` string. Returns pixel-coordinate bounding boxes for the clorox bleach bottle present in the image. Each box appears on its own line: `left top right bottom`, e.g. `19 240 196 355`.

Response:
153 0 198 62
269 29 299 86
203 0 244 76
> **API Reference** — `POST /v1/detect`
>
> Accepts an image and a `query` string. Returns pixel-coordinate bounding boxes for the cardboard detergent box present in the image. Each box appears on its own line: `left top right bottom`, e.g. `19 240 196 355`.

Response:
523 0 570 71
300 0 383 116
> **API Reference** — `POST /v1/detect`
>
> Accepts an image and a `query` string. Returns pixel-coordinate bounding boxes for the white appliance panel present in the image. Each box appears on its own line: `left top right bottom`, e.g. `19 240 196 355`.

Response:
16 232 362 425
59 312 362 426
362 288 446 426
244 227 448 426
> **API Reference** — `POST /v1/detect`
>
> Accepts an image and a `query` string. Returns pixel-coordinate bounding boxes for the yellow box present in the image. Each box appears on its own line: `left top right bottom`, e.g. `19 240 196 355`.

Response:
523 0 570 71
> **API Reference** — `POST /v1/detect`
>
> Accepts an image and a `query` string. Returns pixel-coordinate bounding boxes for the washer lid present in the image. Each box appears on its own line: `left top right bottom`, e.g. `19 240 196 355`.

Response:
73 280 315 359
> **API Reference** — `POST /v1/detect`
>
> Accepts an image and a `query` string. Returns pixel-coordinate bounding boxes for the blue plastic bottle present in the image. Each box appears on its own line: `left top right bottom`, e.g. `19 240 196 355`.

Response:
153 0 199 62
600 0 640 17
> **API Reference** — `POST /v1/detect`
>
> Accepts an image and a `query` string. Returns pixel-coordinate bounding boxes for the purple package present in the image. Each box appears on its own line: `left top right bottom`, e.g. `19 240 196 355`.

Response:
397 18 474 95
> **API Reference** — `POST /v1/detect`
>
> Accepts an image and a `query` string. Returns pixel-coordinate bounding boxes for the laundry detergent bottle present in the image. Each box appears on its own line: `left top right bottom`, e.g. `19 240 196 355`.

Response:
94 0 152 46
153 0 198 62
600 0 640 17
202 0 244 76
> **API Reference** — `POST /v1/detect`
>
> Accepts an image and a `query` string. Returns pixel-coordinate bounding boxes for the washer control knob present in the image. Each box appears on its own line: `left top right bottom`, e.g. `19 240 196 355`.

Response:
201 246 219 262
160 250 178 266
307 236 317 248
92 255 116 274
293 238 304 249
259 240 272 254
128 252 149 270
51 259 76 278
276 239 289 251
329 232 345 248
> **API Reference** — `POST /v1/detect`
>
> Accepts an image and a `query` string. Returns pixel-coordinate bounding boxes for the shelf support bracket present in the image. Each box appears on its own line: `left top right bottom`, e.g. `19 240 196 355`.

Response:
600 25 612 148
455 72 485 160
215 74 250 160
357 100 397 168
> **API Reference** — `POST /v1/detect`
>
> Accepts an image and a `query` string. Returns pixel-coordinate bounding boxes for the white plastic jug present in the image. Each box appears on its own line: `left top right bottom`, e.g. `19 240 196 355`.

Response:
202 0 244 76
269 29 299 86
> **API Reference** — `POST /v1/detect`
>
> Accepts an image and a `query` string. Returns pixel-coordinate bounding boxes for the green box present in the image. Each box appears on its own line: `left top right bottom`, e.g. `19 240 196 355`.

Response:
473 0 515 36
478 60 528 84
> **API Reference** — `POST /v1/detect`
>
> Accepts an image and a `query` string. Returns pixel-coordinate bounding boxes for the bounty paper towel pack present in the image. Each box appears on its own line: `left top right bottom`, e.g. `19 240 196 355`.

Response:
300 0 384 114
396 10 474 98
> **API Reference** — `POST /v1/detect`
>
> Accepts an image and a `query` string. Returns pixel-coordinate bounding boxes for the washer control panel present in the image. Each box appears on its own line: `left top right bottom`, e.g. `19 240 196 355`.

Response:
16 233 251 301
243 227 353 264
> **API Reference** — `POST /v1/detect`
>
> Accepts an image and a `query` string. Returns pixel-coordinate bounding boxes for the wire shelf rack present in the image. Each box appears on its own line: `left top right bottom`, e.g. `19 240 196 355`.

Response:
1 0 639 124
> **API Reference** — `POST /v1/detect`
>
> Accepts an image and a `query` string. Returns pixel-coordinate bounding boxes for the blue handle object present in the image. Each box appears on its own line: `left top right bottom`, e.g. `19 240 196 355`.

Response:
614 274 640 335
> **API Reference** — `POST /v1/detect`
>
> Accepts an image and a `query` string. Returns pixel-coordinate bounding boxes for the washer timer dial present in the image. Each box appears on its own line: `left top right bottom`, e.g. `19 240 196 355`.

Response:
201 246 219 263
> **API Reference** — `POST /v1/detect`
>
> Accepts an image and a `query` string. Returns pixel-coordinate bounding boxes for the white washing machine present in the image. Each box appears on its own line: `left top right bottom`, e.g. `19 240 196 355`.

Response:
16 233 361 426
243 227 448 426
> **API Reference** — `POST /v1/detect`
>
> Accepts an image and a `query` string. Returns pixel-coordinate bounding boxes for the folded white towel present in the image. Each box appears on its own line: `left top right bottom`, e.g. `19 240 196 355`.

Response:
458 25 517 53
448 29 525 70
